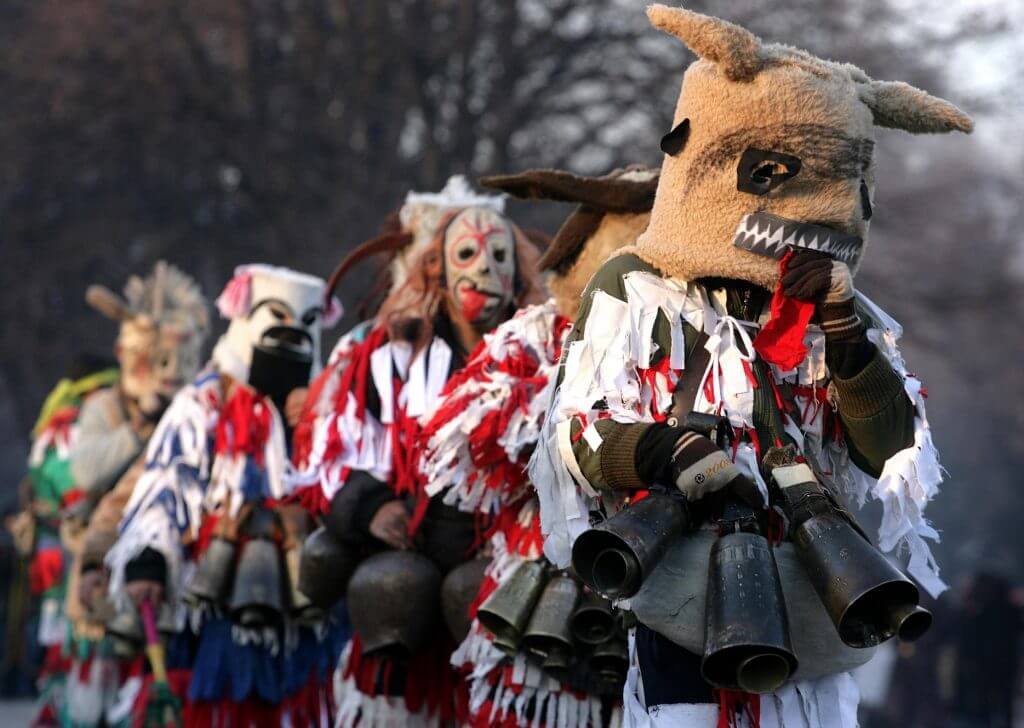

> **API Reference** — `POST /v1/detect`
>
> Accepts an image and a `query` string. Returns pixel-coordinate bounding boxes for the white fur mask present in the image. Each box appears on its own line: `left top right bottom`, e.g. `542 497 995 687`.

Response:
212 265 336 383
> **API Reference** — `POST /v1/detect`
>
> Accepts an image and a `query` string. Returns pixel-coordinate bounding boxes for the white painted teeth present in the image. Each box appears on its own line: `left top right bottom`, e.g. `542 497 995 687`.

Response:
733 213 863 265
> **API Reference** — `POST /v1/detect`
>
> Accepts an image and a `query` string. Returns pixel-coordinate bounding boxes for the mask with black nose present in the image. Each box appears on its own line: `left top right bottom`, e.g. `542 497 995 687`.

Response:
440 208 518 333
212 264 341 413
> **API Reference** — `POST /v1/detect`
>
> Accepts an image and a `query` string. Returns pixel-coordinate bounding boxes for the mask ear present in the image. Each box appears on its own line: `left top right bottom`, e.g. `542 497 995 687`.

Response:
215 269 253 319
86 285 130 321
860 80 973 134
646 4 763 82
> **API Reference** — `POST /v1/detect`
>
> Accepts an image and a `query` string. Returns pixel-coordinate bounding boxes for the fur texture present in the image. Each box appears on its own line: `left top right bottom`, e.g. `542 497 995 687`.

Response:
636 5 973 289
861 81 973 134
647 4 762 82
549 211 651 318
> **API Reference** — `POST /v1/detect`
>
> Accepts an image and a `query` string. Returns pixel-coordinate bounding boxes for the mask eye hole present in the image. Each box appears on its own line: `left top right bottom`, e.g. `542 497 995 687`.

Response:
493 248 507 264
301 310 319 327
860 179 873 221
457 246 475 262
737 148 802 195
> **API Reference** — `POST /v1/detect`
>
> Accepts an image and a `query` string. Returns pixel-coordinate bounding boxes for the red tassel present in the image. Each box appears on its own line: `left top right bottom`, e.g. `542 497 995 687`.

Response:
29 548 64 595
214 386 273 464
753 252 816 371
716 688 760 728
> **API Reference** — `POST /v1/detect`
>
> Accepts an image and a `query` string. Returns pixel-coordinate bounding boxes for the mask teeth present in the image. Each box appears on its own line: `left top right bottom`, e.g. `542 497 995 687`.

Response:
735 213 863 265
733 215 788 260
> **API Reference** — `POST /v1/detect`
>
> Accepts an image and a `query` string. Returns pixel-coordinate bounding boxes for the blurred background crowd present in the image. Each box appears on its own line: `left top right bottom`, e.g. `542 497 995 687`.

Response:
0 0 1021 724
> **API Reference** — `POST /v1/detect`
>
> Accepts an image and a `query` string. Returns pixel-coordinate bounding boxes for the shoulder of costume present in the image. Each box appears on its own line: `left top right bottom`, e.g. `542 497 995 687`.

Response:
584 252 664 304
30 368 120 438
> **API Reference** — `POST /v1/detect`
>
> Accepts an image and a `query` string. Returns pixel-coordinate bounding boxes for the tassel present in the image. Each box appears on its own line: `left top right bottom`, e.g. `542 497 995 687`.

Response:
753 252 816 371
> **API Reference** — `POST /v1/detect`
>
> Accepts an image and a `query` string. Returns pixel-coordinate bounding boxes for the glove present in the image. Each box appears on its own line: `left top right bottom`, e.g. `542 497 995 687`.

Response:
670 430 763 508
781 250 863 343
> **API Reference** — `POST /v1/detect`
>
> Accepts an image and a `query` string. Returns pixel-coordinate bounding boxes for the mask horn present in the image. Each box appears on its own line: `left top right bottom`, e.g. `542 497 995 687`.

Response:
646 4 763 82
323 231 413 310
860 80 973 134
86 285 130 321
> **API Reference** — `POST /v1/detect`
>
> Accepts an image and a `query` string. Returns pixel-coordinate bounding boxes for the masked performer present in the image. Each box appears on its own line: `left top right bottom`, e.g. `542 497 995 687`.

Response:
291 176 508 511
532 6 972 727
298 195 542 727
416 166 658 728
104 264 340 726
20 263 208 726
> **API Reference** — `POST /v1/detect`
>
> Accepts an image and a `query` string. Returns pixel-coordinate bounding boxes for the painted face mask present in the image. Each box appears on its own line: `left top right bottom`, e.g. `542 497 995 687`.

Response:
442 208 517 331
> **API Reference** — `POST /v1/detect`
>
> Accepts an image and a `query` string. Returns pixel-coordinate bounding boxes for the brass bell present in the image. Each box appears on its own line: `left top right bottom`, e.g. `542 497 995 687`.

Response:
347 550 442 659
571 491 689 599
570 591 616 646
590 638 628 684
491 631 520 655
476 561 548 652
157 603 177 637
543 643 572 683
298 526 359 609
702 530 797 694
792 511 931 647
775 464 932 647
285 545 324 624
522 573 580 658
441 559 489 643
105 606 143 659
184 537 236 608
228 537 285 628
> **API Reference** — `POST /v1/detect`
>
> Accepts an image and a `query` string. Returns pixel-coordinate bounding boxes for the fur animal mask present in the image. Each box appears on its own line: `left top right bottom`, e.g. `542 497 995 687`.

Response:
86 261 209 417
633 5 973 290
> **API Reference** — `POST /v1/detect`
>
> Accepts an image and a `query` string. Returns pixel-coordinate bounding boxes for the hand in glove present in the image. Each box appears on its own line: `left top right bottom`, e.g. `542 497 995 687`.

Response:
669 430 764 508
781 249 863 343
369 500 412 551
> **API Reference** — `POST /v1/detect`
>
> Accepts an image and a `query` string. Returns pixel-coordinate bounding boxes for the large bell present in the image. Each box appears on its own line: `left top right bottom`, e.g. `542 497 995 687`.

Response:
775 463 931 647
184 537 236 608
491 631 520 655
347 550 442 659
543 644 572 683
228 538 285 628
522 573 580 658
298 526 359 609
441 558 489 643
570 590 616 646
157 603 178 638
571 491 688 599
590 637 628 685
702 531 798 694
476 561 548 652
792 511 931 647
286 545 324 624
105 607 143 659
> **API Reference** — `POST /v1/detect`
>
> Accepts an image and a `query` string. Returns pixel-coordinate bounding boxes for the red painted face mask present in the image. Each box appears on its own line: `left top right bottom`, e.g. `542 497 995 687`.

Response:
443 208 517 330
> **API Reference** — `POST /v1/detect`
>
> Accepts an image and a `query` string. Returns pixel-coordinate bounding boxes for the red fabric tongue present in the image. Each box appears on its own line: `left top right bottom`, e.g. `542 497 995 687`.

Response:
459 287 490 322
752 251 816 371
